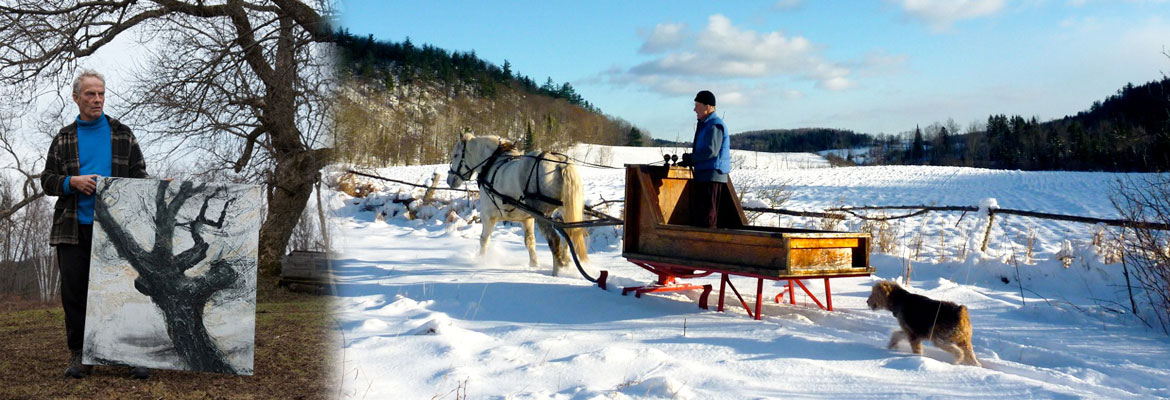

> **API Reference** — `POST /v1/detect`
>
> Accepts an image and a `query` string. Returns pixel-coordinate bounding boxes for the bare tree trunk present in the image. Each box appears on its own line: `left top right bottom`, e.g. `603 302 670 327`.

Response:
36 254 59 302
259 149 329 275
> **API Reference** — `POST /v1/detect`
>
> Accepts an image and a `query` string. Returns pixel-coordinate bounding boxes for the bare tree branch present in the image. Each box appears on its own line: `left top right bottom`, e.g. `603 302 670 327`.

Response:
1 0 337 274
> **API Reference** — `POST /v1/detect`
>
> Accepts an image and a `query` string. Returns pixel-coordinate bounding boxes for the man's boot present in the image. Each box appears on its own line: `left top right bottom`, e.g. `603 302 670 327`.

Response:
129 366 150 380
64 351 92 378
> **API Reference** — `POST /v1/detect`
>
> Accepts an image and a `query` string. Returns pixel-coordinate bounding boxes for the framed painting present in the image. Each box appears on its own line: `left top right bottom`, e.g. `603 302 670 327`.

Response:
83 177 261 375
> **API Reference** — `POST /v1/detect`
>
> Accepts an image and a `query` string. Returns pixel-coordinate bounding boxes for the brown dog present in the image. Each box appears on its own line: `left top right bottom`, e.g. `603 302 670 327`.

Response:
867 281 980 366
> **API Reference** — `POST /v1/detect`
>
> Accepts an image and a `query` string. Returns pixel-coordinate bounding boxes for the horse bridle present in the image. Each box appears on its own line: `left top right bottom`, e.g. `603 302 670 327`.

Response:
449 137 501 182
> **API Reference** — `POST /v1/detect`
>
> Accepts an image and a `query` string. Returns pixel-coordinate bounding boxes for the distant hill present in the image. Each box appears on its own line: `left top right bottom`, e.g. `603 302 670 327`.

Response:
333 30 647 166
945 77 1170 171
739 77 1170 172
731 128 873 153
651 138 688 147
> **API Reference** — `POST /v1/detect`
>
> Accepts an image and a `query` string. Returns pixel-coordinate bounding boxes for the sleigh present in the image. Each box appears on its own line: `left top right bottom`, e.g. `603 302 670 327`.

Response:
351 161 874 319
603 164 874 319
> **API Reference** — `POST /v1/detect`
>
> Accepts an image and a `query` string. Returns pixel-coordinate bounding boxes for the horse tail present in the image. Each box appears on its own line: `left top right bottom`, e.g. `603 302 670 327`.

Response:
561 161 589 263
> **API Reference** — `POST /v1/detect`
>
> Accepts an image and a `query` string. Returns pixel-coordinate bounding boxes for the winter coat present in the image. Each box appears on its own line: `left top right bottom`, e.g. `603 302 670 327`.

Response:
41 116 148 245
692 113 730 182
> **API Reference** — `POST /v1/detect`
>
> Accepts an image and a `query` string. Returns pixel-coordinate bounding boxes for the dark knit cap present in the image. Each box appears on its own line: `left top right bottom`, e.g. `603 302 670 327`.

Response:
694 90 716 107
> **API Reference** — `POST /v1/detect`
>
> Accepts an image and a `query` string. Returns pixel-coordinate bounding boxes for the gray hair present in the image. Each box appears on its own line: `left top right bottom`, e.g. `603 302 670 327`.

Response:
72 69 105 94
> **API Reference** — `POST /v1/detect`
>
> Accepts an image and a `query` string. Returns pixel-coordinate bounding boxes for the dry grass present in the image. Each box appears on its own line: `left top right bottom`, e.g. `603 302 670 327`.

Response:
910 216 929 261
818 213 846 231
859 213 899 254
936 224 948 264
1094 225 1125 264
0 275 338 400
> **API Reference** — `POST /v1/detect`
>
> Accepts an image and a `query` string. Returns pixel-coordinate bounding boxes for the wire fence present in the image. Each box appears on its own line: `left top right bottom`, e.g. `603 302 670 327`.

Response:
344 169 1170 236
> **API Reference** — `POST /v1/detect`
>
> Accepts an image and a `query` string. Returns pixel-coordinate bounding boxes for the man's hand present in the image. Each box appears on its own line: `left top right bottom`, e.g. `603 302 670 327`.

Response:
69 174 100 195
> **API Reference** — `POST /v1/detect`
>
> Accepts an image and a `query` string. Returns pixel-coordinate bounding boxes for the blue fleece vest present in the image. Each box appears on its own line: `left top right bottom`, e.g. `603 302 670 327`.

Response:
693 113 730 175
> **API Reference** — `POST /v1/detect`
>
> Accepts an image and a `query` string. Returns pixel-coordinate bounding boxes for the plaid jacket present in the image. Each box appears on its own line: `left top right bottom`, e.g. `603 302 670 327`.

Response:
41 116 148 246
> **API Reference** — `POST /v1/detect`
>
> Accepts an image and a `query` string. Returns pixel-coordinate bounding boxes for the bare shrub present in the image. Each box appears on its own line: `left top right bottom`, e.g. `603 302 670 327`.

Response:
737 178 792 225
819 212 847 231
1112 175 1170 333
1092 224 1125 264
824 153 855 167
1014 227 1037 264
859 212 899 254
0 175 56 301
597 146 614 166
907 215 931 261
287 197 327 253
731 153 750 169
936 225 948 264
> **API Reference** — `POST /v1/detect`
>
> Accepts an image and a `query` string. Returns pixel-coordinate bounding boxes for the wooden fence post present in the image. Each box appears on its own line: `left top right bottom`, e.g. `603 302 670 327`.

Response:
981 211 996 252
422 173 441 204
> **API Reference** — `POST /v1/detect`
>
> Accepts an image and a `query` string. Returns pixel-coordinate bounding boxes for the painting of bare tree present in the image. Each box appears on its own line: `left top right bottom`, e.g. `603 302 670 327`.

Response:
83 178 261 375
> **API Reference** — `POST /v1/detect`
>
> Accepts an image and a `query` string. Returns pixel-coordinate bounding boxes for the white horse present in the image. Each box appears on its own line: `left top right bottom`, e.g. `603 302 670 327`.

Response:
446 133 589 275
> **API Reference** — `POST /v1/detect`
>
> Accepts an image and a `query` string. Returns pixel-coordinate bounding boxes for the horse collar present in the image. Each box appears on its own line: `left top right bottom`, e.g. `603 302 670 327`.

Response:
479 146 513 178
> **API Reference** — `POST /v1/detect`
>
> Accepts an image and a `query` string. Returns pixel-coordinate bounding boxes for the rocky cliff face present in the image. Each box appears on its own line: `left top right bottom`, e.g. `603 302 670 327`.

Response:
336 72 628 167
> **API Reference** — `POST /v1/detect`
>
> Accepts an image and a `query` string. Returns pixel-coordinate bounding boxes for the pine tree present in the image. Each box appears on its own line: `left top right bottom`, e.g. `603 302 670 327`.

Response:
628 126 644 147
541 77 557 94
936 125 950 164
524 121 535 151
910 125 925 163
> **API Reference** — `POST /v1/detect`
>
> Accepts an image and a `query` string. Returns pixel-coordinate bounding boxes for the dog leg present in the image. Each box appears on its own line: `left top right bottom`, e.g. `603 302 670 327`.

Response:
961 343 981 367
887 330 908 350
937 340 967 365
909 337 923 355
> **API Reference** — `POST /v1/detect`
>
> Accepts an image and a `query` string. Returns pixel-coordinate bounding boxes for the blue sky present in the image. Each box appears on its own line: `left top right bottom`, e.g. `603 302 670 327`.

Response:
339 0 1170 140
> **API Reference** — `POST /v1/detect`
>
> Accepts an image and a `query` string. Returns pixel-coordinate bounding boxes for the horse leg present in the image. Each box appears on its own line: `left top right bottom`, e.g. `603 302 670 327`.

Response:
522 218 539 268
537 219 567 275
480 216 498 256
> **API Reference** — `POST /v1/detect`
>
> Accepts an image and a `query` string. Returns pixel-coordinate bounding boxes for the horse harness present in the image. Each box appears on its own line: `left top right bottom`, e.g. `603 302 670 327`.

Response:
461 139 568 216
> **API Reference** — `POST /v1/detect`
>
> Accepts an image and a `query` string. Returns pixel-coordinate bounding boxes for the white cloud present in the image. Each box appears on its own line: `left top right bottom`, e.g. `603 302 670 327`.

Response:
891 0 1006 32
603 72 705 97
772 0 803 11
617 14 853 94
818 76 854 91
639 22 688 54
1059 15 1104 31
720 91 748 106
853 50 909 77
1068 0 1168 5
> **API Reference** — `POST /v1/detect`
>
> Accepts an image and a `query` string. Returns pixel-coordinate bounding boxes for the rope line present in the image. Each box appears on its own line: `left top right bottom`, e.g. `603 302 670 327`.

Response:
346 170 478 193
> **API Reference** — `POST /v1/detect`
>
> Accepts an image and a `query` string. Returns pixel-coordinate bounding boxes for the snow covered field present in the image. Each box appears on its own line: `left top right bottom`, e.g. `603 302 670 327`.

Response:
327 145 1170 399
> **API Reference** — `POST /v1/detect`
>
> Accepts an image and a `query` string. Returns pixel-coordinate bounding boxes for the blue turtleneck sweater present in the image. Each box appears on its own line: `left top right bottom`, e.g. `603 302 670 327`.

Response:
63 114 112 225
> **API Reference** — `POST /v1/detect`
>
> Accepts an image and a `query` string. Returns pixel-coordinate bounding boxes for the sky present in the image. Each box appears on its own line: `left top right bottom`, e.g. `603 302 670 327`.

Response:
338 0 1170 141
